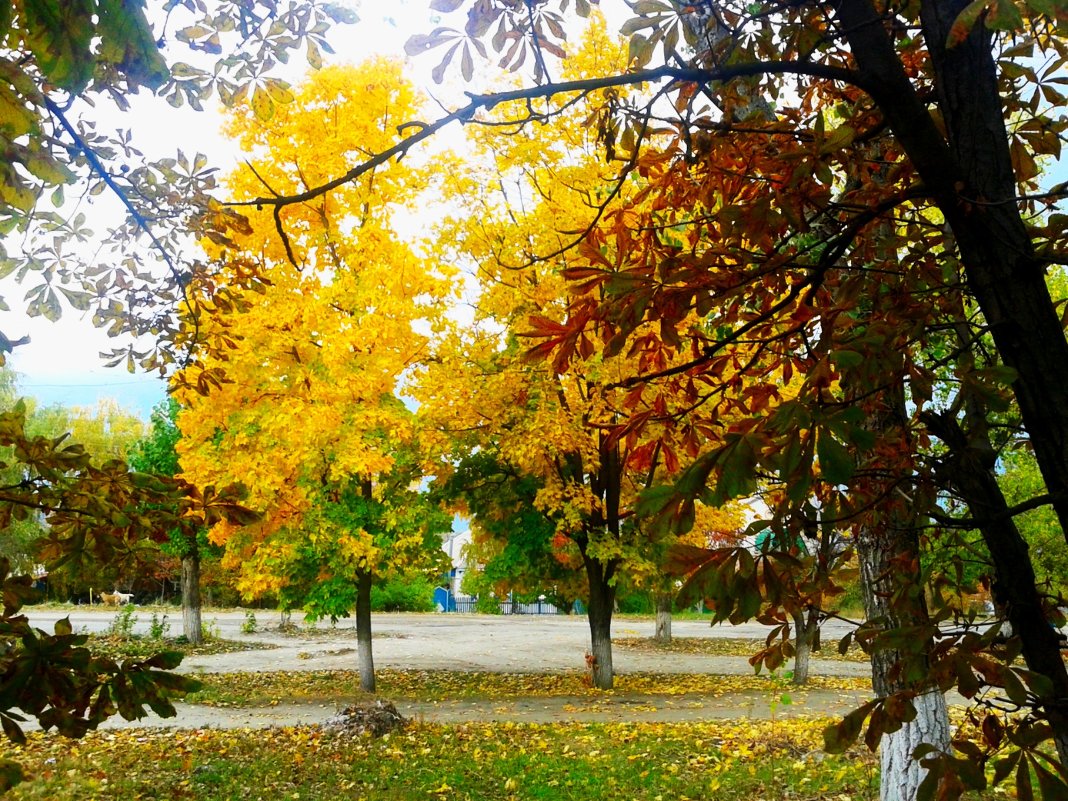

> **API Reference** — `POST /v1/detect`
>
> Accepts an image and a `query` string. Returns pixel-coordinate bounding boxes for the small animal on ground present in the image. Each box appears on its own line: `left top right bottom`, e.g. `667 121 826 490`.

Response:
100 590 133 605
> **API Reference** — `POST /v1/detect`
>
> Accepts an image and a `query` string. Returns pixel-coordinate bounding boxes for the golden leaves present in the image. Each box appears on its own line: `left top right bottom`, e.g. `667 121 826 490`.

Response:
6 715 876 801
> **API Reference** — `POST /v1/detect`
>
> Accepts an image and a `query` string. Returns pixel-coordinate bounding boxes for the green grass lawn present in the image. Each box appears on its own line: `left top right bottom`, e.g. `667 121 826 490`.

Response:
5 718 877 800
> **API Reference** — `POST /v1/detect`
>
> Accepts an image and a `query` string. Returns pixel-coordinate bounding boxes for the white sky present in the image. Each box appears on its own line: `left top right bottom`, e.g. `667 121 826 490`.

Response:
0 0 497 416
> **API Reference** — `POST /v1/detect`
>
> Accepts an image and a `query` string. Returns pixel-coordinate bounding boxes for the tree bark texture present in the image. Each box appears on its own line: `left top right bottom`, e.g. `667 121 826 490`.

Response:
585 555 616 689
181 552 202 645
857 524 951 801
356 569 375 693
654 590 673 644
853 366 950 801
791 607 820 686
879 691 952 801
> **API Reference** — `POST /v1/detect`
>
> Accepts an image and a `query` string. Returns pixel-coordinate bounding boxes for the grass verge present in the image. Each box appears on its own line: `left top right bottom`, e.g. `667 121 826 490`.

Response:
87 634 274 662
614 636 870 662
5 718 878 801
184 668 870 707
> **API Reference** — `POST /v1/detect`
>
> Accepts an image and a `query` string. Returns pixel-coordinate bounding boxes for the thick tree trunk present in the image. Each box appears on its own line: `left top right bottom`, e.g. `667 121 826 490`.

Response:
857 526 951 801
181 552 202 645
850 361 950 801
879 691 952 801
654 590 673 644
356 569 375 693
585 556 616 689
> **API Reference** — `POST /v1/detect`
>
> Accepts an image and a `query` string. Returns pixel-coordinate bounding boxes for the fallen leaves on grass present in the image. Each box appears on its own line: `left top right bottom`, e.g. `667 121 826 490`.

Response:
5 717 876 801
87 634 275 662
615 637 869 662
185 669 869 708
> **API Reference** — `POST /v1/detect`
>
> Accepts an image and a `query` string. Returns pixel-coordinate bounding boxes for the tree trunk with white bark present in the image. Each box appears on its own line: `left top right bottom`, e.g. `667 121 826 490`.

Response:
181 552 202 645
654 590 673 645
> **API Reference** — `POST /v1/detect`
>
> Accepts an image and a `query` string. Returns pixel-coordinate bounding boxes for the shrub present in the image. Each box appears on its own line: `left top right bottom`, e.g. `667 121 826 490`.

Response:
473 594 502 614
148 613 170 640
370 576 435 612
107 605 137 638
615 590 654 615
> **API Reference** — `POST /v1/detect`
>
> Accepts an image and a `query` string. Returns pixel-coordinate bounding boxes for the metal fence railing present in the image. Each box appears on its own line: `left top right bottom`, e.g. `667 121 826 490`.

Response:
450 597 561 615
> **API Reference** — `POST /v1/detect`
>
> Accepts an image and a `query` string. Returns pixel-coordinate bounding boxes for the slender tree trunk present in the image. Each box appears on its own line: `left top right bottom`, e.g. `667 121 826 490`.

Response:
355 568 375 693
791 607 820 686
924 409 1068 765
181 552 202 645
584 556 616 689
654 589 673 644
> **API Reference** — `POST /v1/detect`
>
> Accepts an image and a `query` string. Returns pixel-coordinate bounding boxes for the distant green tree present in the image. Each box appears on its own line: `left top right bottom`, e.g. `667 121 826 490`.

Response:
129 398 211 643
438 453 586 614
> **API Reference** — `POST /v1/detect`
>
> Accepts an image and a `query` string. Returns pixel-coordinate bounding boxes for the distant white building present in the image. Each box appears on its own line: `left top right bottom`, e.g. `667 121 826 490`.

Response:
441 527 471 596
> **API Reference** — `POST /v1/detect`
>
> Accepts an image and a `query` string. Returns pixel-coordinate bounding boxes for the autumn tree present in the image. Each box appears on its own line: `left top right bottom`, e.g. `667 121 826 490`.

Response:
0 399 256 790
0 1 356 790
127 398 219 642
414 19 757 689
176 60 454 692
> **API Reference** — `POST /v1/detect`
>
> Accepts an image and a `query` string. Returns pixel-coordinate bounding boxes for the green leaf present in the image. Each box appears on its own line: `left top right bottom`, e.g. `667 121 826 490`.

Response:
829 349 864 369
251 86 275 121
1032 755 1068 801
22 0 96 91
987 0 1025 30
0 2 11 40
947 0 994 46
263 78 294 105
96 0 170 90
0 758 24 791
139 650 184 670
1017 753 1035 801
1002 668 1029 705
817 430 855 485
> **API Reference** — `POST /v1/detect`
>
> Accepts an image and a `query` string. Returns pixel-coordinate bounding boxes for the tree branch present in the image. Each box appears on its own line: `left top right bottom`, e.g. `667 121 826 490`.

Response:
233 61 868 211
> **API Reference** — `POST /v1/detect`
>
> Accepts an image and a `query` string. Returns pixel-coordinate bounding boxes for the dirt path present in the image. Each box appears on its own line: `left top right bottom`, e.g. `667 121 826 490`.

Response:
95 687 880 731
24 609 872 677
23 610 888 731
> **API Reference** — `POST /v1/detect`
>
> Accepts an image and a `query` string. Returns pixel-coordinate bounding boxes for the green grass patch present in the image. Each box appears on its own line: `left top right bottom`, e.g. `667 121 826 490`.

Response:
5 718 877 801
183 668 869 707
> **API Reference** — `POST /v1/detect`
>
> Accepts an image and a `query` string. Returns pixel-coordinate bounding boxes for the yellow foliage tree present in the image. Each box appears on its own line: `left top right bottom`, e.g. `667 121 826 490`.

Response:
177 60 454 692
416 19 749 688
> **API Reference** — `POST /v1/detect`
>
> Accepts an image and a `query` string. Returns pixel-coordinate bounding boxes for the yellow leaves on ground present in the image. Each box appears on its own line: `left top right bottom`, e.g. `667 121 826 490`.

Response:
614 636 870 663
5 718 876 801
185 668 869 707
